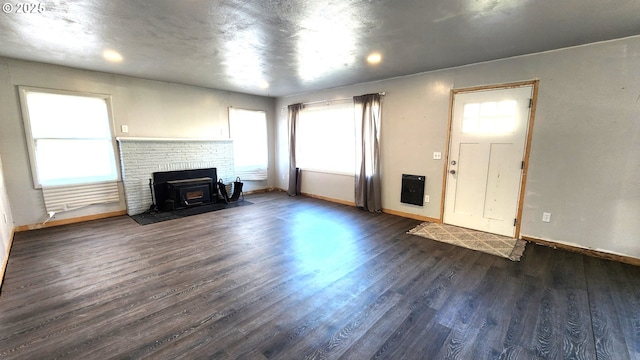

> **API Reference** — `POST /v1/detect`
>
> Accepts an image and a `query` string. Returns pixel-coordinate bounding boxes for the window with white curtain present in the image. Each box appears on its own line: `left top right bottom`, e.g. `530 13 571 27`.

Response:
19 87 119 188
228 107 268 180
296 100 355 174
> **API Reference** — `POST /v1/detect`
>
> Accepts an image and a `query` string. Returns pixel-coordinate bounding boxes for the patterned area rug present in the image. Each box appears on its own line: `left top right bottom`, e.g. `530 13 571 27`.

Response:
407 222 527 261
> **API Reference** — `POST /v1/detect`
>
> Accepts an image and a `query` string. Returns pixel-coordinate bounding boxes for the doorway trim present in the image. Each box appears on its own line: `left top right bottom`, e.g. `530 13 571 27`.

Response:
439 80 539 239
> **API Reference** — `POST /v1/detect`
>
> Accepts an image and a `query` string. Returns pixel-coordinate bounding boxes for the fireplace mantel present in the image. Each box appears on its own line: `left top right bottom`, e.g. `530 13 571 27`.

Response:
116 137 232 143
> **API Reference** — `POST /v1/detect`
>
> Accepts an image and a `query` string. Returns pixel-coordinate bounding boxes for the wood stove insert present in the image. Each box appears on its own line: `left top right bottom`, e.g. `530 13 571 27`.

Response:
166 177 214 210
152 168 218 211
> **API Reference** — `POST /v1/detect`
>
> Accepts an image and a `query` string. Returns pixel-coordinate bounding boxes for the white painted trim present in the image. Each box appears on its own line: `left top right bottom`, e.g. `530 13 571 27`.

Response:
0 226 15 289
116 137 232 143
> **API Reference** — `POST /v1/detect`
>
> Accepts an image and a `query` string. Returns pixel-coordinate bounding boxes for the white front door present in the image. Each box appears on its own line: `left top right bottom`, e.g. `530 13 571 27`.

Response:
443 86 533 237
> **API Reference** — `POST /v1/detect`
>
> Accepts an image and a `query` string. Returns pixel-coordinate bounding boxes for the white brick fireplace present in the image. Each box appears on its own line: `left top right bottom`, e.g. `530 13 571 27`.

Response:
117 137 234 215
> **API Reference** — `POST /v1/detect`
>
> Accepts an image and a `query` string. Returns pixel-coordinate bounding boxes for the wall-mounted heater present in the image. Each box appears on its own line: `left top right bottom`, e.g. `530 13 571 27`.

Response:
400 174 425 206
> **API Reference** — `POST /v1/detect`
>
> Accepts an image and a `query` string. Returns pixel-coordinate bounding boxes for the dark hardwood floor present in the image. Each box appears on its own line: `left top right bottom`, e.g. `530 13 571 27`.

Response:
1 192 639 359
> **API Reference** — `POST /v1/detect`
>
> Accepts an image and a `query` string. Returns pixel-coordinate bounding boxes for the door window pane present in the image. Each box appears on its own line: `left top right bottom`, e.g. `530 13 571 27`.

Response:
462 100 517 134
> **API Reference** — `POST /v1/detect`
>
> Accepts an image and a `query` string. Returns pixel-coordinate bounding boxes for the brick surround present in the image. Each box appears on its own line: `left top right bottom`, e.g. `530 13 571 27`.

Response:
117 138 234 215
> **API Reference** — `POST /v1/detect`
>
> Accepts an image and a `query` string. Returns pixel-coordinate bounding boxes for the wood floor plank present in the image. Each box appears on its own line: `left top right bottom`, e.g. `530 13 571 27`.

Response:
584 256 635 360
252 240 417 358
0 232 299 354
363 249 484 359
433 265 510 359
390 252 501 359
527 248 595 360
141 234 412 358
0 192 639 359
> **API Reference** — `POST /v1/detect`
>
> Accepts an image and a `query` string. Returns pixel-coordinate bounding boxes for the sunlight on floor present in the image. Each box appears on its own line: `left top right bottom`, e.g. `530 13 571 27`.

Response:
290 211 359 284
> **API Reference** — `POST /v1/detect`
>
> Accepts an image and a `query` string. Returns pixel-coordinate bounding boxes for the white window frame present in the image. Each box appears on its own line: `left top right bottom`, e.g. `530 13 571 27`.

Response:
18 86 120 189
228 107 269 181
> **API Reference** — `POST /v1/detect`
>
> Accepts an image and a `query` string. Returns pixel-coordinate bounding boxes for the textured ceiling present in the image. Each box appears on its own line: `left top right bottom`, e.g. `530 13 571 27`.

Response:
1 0 639 97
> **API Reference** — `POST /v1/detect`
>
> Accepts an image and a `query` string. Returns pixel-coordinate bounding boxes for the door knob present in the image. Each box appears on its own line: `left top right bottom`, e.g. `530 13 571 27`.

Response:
450 170 456 175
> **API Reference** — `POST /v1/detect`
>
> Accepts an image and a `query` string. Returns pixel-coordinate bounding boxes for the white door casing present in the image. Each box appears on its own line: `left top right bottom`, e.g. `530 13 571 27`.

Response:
443 85 533 237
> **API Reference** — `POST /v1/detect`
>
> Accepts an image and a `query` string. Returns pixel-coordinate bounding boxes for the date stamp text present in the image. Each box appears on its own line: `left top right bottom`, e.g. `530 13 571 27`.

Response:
2 2 45 13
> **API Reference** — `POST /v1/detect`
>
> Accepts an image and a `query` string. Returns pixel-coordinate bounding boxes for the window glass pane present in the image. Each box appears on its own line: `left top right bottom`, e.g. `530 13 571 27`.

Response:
462 100 517 134
35 139 118 186
296 102 355 174
479 101 498 117
229 108 268 180
463 103 479 118
21 88 118 187
26 92 111 139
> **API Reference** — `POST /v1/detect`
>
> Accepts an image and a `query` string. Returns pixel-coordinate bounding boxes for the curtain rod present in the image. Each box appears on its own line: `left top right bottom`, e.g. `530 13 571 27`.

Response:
286 92 386 108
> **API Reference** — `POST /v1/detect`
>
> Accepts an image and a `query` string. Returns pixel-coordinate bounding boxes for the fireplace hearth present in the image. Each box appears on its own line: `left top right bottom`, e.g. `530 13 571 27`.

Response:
152 168 218 211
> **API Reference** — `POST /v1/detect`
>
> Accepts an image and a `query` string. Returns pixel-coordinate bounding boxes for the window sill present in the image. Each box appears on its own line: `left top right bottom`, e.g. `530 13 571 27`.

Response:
298 168 355 177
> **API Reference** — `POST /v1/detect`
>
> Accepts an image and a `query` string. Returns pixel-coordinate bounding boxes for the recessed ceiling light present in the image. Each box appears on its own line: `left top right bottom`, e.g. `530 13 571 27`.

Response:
259 80 270 89
103 50 123 62
367 52 382 64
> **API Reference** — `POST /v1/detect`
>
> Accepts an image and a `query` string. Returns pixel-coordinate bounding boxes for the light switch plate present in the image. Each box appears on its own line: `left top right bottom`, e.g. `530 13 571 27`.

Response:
542 212 551 223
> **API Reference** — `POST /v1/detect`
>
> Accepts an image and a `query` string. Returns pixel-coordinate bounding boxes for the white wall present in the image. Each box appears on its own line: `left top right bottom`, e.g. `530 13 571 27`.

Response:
0 58 276 226
0 153 14 284
275 36 640 259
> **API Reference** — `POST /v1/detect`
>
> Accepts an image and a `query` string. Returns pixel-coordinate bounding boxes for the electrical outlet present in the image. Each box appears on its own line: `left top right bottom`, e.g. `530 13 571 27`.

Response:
121 125 129 133
424 195 430 203
433 152 442 160
542 212 551 223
